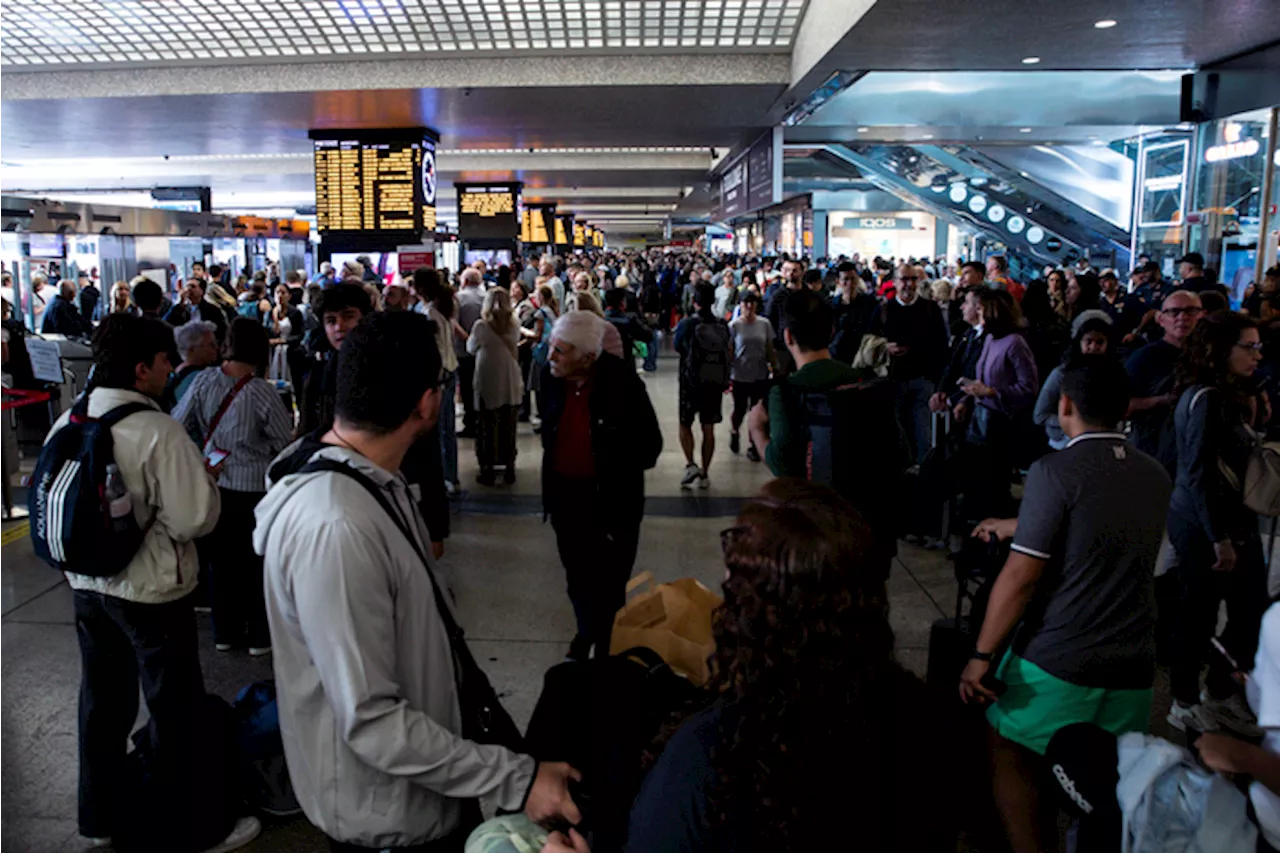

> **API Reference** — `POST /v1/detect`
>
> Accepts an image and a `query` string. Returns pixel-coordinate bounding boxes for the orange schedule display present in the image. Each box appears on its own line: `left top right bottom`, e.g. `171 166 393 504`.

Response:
311 128 438 236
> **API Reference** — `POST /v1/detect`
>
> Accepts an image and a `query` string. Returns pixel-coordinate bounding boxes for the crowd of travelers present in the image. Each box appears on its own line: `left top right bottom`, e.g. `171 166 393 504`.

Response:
10 243 1280 853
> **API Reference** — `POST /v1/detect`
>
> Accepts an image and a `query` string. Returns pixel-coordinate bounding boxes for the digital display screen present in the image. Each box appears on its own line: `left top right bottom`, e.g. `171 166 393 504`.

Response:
573 221 586 247
310 128 438 235
456 183 520 240
554 215 571 247
522 208 550 243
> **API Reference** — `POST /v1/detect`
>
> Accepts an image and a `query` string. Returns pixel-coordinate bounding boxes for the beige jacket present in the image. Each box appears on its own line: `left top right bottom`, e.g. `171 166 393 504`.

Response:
49 387 221 603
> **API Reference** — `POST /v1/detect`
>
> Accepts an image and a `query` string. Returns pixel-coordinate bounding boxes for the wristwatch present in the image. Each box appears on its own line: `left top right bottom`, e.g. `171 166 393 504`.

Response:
971 650 995 662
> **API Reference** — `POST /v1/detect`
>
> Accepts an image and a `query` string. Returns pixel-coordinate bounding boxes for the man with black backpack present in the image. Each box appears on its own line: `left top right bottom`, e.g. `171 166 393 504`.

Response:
255 312 581 850
674 282 732 490
32 315 262 851
748 289 906 579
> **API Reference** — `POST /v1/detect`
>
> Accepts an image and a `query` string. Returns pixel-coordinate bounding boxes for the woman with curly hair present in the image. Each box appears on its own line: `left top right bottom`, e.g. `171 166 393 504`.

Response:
544 478 954 853
1165 310 1270 734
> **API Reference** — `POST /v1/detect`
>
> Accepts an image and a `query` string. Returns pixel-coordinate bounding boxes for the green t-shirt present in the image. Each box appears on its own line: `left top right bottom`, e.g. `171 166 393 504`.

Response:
765 358 868 477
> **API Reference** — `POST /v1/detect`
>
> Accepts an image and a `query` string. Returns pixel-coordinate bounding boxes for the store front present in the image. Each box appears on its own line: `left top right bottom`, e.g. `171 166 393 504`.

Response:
827 210 937 262
1187 107 1279 300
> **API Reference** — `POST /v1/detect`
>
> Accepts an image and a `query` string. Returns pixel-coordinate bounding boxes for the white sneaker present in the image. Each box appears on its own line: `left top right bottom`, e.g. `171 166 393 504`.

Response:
81 836 112 848
214 643 233 652
1199 691 1264 738
1167 700 1219 733
199 817 261 853
248 646 272 658
679 463 701 489
698 474 710 490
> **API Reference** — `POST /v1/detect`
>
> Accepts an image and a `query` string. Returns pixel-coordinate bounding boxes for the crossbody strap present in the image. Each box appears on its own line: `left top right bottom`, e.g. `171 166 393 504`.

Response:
298 459 465 646
203 373 254 450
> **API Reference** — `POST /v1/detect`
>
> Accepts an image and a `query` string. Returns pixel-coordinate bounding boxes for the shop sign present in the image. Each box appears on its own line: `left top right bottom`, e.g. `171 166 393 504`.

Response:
1205 123 1260 163
843 216 914 230
1143 175 1183 192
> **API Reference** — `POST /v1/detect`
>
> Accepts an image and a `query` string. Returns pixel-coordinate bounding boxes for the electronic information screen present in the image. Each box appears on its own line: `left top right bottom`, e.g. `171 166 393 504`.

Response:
310 128 438 236
554 215 571 247
522 207 551 244
456 183 520 240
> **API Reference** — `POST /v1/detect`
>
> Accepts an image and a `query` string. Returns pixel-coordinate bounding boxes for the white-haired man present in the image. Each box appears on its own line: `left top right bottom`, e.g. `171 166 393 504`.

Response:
540 312 663 661
455 267 486 439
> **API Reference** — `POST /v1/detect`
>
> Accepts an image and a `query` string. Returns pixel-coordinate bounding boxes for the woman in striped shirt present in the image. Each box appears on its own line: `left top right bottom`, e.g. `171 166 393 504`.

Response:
173 318 293 655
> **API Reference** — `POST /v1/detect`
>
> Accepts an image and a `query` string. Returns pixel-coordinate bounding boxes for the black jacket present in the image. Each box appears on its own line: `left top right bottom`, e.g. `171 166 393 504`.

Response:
871 298 948 382
163 299 229 342
829 292 879 365
604 308 654 359
78 284 100 324
539 352 663 521
40 294 91 338
940 326 988 406
1168 384 1256 547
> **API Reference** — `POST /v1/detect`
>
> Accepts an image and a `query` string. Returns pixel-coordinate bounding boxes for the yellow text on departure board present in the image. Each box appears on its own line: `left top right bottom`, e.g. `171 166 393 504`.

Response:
460 191 515 217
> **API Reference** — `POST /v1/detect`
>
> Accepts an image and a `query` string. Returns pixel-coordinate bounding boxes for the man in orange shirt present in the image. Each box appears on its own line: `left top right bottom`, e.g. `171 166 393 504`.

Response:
987 255 1025 302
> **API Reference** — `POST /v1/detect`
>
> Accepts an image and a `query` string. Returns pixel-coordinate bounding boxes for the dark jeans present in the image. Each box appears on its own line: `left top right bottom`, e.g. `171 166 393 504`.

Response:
551 481 643 654
730 379 770 432
518 347 533 420
210 488 270 649
75 589 205 838
457 355 477 434
1168 522 1270 705
476 404 517 472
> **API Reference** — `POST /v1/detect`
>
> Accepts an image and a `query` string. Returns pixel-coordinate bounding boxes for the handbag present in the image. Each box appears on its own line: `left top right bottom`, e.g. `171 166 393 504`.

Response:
299 458 525 752
1190 387 1280 517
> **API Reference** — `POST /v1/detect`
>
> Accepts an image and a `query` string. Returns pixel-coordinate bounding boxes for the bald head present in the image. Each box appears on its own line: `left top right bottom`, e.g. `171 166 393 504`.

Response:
461 268 483 288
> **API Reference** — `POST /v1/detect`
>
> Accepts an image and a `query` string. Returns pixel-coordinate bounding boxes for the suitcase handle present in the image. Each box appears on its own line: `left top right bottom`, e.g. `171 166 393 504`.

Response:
625 571 656 599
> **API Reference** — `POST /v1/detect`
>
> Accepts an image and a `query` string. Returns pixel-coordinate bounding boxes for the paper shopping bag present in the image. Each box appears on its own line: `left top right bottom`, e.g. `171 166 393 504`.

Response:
610 571 721 686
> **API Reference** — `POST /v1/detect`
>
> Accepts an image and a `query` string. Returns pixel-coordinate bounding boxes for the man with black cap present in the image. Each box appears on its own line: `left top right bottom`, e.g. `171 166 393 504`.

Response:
1097 269 1143 340
1177 252 1229 299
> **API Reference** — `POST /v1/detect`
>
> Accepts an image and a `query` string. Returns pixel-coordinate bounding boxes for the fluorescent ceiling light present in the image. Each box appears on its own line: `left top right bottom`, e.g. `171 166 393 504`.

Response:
1019 127 1032 133
1094 19 1117 28
857 127 870 133
1021 56 1040 64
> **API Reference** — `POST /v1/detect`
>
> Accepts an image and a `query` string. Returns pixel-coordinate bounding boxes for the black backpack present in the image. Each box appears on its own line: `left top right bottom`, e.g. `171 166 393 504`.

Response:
29 395 152 577
781 377 908 533
685 316 732 387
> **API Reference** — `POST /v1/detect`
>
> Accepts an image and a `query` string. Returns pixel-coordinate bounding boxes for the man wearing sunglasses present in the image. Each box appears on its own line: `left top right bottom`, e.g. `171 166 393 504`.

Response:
1124 290 1205 475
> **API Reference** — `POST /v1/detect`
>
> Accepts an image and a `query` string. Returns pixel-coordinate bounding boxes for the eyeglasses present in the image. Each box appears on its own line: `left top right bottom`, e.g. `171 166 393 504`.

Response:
1161 307 1204 317
1235 342 1265 352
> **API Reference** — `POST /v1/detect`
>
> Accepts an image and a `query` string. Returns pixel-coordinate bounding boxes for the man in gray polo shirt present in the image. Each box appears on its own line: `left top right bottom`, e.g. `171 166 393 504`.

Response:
958 356 1172 851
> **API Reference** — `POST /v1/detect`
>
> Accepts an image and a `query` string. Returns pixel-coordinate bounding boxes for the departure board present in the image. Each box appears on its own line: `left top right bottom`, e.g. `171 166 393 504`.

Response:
310 128 438 236
522 208 550 243
456 183 521 240
554 215 571 247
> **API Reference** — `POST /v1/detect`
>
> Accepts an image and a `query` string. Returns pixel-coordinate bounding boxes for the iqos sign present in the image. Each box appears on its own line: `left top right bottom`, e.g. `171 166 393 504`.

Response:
1205 123 1261 163
845 216 912 230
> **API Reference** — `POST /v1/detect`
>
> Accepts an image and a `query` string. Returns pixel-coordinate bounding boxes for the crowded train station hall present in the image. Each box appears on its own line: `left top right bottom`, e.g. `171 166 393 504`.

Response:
2 2 1280 851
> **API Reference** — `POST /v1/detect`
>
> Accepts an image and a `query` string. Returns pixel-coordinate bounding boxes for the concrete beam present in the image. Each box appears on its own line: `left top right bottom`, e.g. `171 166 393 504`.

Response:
1 53 789 101
789 0 876 88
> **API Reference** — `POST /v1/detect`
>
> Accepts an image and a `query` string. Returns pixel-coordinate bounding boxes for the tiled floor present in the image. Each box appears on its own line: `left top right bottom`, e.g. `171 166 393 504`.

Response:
0 354 964 851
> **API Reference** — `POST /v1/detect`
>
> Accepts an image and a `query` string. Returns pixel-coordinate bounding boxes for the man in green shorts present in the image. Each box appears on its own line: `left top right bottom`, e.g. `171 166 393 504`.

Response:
959 356 1171 851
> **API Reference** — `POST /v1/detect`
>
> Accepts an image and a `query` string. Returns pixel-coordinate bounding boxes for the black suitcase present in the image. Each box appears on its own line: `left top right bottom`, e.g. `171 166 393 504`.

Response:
925 536 1009 689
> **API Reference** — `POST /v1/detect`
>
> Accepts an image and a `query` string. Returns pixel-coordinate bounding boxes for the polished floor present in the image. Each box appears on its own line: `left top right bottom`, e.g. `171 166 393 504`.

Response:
2 353 972 851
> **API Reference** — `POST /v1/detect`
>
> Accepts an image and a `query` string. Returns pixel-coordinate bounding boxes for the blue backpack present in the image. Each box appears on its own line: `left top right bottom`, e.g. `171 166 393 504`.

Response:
29 395 152 577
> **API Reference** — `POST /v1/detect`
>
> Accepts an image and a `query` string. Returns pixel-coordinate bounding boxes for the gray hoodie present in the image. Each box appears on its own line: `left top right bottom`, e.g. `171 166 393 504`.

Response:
253 445 536 847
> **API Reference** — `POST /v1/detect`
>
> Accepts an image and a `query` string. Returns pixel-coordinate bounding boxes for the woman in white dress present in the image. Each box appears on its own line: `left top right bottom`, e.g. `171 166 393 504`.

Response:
467 287 523 486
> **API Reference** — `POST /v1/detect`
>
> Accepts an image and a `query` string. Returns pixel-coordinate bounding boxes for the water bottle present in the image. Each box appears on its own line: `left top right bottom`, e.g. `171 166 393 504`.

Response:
105 464 132 522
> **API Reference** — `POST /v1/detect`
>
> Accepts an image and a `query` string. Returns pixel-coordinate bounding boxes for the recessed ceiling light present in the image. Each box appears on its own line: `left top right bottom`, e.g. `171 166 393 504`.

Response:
1094 19 1117 28
857 127 870 133
1019 127 1033 133
1022 56 1040 64
921 133 934 139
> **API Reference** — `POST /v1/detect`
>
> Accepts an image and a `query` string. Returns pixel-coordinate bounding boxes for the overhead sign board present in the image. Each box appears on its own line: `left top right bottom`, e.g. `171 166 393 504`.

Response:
573 220 586 248
309 127 439 236
521 203 555 244
554 214 573 247
715 128 782 221
455 182 521 241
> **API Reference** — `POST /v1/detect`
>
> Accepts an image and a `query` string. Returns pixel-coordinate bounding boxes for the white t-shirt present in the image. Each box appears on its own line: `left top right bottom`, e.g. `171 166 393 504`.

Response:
1247 602 1280 848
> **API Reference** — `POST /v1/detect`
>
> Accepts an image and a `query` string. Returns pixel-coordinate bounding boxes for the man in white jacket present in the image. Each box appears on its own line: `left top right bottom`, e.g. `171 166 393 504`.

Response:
45 315 239 848
256 311 581 850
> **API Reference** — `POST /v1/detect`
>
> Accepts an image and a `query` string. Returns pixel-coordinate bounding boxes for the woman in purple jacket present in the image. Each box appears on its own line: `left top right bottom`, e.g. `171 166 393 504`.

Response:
956 288 1040 518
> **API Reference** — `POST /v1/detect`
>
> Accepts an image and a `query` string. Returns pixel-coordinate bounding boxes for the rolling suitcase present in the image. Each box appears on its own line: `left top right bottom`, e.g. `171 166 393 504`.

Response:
925 536 1008 690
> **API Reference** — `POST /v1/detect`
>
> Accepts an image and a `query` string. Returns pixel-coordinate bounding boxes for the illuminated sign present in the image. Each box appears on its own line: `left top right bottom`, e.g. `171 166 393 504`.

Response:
455 182 520 240
310 128 439 235
573 221 586 247
1205 122 1261 163
522 204 555 244
1143 175 1183 192
554 215 572 247
843 216 914 230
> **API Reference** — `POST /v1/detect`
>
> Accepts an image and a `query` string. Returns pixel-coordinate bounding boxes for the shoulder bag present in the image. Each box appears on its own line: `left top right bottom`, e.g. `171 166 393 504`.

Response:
299 458 526 752
1189 386 1280 517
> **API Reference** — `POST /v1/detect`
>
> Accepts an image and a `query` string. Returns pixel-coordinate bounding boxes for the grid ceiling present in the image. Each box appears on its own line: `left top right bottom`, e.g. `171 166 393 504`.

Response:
1 0 807 67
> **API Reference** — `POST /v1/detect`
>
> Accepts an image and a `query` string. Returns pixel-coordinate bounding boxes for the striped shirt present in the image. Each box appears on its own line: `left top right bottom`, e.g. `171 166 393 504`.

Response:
172 367 294 493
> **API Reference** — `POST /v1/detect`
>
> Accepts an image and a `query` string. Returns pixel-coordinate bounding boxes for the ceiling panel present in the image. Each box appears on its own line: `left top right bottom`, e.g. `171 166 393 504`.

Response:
0 84 779 156
1 0 806 69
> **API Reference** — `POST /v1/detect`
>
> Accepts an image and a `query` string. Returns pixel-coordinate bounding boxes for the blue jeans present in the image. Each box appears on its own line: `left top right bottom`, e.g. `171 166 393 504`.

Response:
895 377 936 464
438 371 459 485
644 329 660 372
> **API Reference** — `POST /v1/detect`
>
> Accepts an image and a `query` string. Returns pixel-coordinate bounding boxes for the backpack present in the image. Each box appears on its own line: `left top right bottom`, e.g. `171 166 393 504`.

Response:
29 394 153 577
233 680 302 817
685 317 732 387
781 377 908 531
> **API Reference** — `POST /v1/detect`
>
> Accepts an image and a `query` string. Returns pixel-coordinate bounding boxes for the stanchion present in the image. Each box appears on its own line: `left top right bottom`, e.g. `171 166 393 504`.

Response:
2 388 51 521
